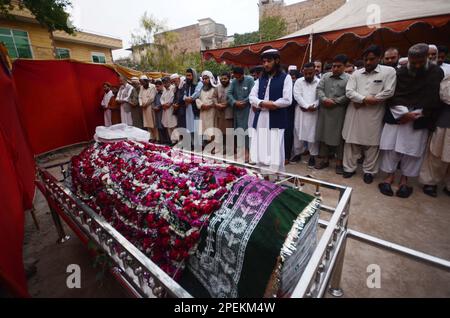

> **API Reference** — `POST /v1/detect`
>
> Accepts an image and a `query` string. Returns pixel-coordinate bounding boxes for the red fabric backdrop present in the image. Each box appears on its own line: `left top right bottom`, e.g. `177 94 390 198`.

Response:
0 59 35 297
13 60 120 155
0 59 119 296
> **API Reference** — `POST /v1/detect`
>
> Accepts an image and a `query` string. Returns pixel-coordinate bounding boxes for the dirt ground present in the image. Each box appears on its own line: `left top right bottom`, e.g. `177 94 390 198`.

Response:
24 146 450 298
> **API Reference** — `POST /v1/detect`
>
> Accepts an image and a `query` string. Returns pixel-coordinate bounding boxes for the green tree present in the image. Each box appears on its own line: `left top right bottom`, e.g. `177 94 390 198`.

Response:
232 31 260 46
231 15 288 46
131 12 179 73
0 0 75 34
259 15 287 42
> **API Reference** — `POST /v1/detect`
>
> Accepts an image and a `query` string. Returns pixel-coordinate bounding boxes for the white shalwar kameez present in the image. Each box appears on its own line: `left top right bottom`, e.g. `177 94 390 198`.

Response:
117 83 134 126
101 90 114 127
380 106 429 177
249 75 293 171
292 77 320 157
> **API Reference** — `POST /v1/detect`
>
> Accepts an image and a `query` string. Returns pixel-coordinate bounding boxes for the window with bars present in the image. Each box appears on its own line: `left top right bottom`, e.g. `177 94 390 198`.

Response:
91 52 106 64
0 28 33 59
56 48 70 59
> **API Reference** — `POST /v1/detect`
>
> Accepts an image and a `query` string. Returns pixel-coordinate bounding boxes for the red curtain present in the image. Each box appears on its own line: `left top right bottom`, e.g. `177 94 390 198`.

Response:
0 59 35 297
13 60 120 155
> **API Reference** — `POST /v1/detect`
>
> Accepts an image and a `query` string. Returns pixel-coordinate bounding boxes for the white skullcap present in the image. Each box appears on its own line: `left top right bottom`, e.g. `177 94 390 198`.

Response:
139 75 149 80
170 73 180 80
288 65 297 71
131 77 140 82
429 45 438 51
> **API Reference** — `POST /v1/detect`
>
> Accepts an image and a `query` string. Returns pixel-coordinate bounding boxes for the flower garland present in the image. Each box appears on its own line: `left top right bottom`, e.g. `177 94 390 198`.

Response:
71 141 256 279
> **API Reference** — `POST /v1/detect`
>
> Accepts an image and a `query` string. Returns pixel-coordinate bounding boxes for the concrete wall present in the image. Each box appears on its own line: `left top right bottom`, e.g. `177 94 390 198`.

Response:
0 19 54 59
155 24 201 55
53 40 113 63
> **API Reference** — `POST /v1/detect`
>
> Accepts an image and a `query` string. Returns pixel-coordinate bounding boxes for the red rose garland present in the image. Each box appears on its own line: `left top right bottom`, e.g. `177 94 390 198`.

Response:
71 141 254 279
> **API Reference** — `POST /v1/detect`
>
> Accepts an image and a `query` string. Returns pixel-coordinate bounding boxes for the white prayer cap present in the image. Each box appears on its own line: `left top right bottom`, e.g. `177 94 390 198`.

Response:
261 49 280 59
139 75 149 80
399 57 409 66
288 65 297 71
170 73 180 80
131 76 140 83
429 44 438 52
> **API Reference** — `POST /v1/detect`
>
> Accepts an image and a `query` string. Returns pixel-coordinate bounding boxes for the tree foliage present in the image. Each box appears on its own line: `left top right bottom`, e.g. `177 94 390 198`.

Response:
231 15 288 46
130 13 231 75
0 0 75 33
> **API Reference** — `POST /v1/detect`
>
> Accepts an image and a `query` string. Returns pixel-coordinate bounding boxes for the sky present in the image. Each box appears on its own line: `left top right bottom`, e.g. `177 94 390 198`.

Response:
69 0 303 59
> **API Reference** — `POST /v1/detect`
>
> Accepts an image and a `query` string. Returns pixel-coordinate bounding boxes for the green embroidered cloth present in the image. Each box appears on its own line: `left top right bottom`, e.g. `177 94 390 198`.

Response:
181 176 320 298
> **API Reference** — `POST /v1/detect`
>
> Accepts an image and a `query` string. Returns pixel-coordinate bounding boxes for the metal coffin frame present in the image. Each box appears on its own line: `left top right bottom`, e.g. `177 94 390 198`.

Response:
35 146 450 298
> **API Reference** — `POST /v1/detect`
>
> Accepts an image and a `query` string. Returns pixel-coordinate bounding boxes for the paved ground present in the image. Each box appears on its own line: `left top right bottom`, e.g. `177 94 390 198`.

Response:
24 146 450 298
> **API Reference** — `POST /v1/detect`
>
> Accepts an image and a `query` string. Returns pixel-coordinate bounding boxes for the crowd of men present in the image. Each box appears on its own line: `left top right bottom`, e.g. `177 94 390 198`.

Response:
100 43 450 199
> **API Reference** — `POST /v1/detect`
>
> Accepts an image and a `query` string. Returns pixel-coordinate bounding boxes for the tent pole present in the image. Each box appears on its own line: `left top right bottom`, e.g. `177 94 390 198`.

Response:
309 33 314 63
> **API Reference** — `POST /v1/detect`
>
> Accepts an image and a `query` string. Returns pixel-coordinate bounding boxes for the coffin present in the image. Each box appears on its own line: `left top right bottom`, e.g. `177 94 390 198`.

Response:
70 140 320 297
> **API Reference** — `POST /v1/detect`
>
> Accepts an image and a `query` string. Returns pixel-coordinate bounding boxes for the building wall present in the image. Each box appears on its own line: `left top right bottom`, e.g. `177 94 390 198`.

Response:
260 0 346 34
53 40 113 63
156 24 201 56
0 18 54 59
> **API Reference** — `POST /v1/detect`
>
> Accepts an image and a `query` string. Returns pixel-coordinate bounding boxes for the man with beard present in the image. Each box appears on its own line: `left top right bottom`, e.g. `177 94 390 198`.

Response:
342 45 397 184
249 49 293 170
130 77 144 129
139 75 157 141
215 71 233 137
383 47 400 69
179 68 203 145
429 45 438 64
379 43 444 198
116 76 134 126
292 62 320 167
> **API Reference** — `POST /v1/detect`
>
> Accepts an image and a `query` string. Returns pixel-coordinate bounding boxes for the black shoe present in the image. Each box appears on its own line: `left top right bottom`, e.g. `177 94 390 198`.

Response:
335 165 344 175
444 187 450 197
308 157 316 168
315 161 330 170
378 183 394 197
357 156 365 165
397 185 413 199
291 155 302 163
363 173 374 184
423 185 438 198
343 171 356 179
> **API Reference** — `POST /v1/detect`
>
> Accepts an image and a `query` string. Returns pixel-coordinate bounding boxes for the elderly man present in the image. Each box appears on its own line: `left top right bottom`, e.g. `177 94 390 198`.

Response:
383 47 400 69
215 71 233 137
315 54 351 174
116 77 134 126
101 82 114 127
429 45 438 64
379 43 444 198
342 45 397 184
160 77 176 144
420 75 450 197
139 75 157 141
249 49 293 170
130 77 144 129
292 62 320 168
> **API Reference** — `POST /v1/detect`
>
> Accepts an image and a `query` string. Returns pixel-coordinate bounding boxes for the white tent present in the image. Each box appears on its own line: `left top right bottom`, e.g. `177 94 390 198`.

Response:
284 0 450 38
